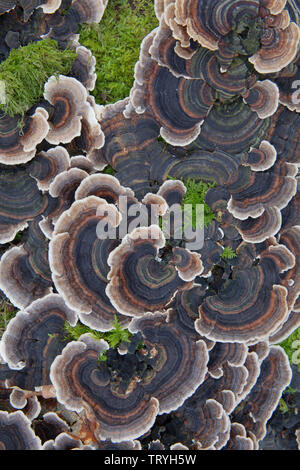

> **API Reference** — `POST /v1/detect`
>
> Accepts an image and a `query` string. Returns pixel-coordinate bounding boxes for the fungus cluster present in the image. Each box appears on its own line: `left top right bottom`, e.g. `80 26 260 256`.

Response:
0 0 299 451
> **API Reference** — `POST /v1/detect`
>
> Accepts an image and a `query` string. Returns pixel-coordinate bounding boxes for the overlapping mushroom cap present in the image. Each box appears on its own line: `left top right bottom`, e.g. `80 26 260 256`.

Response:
50 312 209 442
0 294 77 391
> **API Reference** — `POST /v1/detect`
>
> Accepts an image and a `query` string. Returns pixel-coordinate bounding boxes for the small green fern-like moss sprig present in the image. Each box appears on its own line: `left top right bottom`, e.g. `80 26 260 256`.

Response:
166 176 216 230
221 246 237 260
64 315 132 361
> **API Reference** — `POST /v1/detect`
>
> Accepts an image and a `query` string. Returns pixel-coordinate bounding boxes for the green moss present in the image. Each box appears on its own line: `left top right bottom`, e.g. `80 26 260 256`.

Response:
64 314 132 351
166 176 216 230
0 39 77 122
221 246 237 260
101 165 116 176
279 327 300 372
79 0 158 105
183 179 216 229
0 301 17 339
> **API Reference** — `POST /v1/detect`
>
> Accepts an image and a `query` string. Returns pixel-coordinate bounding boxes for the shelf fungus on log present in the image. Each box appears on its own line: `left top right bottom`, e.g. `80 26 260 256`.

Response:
188 98 272 155
242 80 279 120
50 312 208 442
227 160 297 221
28 146 71 192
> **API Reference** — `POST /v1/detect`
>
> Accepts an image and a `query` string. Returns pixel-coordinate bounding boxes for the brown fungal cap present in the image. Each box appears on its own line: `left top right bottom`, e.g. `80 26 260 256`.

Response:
249 21 300 73
0 294 77 392
28 146 71 191
243 80 279 119
50 336 159 442
0 107 49 165
171 247 203 282
49 196 129 331
232 346 292 441
196 242 294 343
0 217 52 309
128 31 216 146
245 141 277 172
44 75 89 145
129 312 209 414
106 226 190 317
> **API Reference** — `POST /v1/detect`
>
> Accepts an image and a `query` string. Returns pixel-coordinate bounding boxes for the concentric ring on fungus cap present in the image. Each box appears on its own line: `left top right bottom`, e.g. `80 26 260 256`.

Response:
50 335 160 443
106 225 192 317
195 242 295 343
0 108 49 165
44 75 89 145
0 294 77 392
0 410 41 450
128 31 216 146
49 195 131 331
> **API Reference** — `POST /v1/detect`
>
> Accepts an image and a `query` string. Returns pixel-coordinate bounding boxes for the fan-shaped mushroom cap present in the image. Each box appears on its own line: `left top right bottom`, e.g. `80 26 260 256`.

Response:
50 336 160 443
68 99 105 159
9 390 41 421
223 423 255 450
243 80 279 119
0 107 49 165
0 219 52 309
75 174 135 205
168 286 211 342
236 206 282 243
207 342 248 379
33 411 69 444
244 141 277 171
49 196 129 330
196 243 294 343
190 98 272 155
106 226 190 317
232 346 292 441
128 31 216 146
249 22 300 73
44 75 89 145
0 294 77 393
129 312 209 414
171 247 203 281
90 99 160 194
39 0 62 13
0 410 41 449
69 0 108 24
0 164 51 244
71 45 97 91
176 0 260 51
28 146 71 191
227 160 297 220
